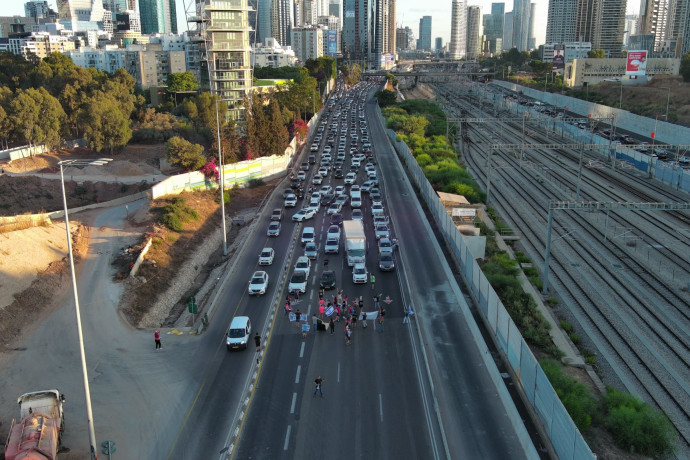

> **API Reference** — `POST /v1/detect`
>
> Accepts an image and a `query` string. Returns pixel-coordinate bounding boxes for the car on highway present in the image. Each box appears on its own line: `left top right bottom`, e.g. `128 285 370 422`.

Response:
361 180 376 192
373 215 389 226
258 248 275 265
378 253 395 271
327 224 341 239
294 256 311 277
324 237 339 254
304 242 318 259
292 208 317 222
334 169 344 179
352 263 368 284
330 213 343 227
301 226 315 245
371 201 384 217
283 188 294 199
345 172 357 185
320 270 336 290
374 223 389 240
335 194 349 207
271 208 283 221
297 171 307 181
313 175 323 185
308 196 321 210
350 185 361 194
248 271 269 295
301 162 310 171
320 192 336 206
378 237 394 255
327 202 343 215
318 166 329 177
288 270 308 293
334 185 346 195
351 209 363 221
284 194 297 208
267 221 281 236
308 155 316 164
370 190 382 202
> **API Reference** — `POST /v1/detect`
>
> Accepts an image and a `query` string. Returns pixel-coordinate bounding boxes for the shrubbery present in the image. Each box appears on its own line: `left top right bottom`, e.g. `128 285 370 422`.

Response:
160 197 199 231
541 359 599 432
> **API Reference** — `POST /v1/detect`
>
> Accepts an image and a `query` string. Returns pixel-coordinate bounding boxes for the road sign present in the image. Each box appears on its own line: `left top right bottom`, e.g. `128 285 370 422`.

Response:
188 296 198 314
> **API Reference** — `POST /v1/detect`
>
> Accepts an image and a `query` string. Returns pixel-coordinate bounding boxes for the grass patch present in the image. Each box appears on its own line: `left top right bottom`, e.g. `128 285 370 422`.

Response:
160 196 199 231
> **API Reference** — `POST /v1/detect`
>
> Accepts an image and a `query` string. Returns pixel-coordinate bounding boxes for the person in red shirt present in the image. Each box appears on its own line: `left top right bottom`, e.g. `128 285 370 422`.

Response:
154 330 162 349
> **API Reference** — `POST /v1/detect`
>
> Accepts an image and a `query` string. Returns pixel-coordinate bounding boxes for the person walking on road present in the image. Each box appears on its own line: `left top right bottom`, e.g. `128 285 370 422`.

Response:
154 330 162 349
362 311 368 329
345 325 352 345
403 305 413 324
377 315 384 332
312 314 318 333
329 318 335 334
314 376 324 397
254 333 261 362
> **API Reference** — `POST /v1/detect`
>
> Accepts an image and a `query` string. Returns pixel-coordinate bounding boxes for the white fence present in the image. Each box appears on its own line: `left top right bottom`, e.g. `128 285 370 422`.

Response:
383 113 595 460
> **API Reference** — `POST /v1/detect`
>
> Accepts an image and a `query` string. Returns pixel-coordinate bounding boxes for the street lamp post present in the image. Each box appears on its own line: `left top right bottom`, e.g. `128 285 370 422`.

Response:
215 99 228 256
660 86 670 120
59 158 111 460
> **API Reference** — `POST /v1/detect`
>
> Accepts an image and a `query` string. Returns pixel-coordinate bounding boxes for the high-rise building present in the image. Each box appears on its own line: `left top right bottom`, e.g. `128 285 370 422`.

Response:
512 0 531 50
329 1 340 18
418 15 431 51
291 25 323 61
527 2 536 49
139 0 177 35
303 0 318 24
342 0 356 57
435 36 442 52
639 0 688 54
545 0 578 43
271 0 292 45
449 0 466 59
25 1 58 23
387 0 395 54
395 26 412 50
192 0 252 120
482 3 504 54
623 14 638 46
595 0 625 56
57 0 105 31
503 11 513 49
466 5 481 58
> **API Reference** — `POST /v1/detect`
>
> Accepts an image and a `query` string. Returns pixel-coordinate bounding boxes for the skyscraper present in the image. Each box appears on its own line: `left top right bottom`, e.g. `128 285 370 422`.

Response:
512 0 531 50
25 1 58 23
418 15 431 51
449 0 466 59
139 0 177 34
342 0 356 58
528 2 536 49
639 0 688 54
545 0 578 43
271 0 293 45
386 0 395 54
594 0 624 55
57 0 105 30
466 5 481 58
435 36 443 52
256 0 271 42
396 26 413 50
482 3 504 54
503 11 513 49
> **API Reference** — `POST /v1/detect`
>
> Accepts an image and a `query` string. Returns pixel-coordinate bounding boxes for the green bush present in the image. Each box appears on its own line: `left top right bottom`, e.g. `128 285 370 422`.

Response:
560 320 573 333
162 213 183 231
248 178 265 187
604 387 677 457
541 359 599 432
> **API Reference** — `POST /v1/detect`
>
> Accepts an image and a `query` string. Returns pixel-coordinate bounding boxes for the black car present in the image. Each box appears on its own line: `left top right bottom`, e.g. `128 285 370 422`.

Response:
308 155 316 164
283 188 294 199
320 192 335 205
290 178 301 189
379 253 396 271
330 213 343 226
334 169 344 178
295 187 305 199
320 270 337 289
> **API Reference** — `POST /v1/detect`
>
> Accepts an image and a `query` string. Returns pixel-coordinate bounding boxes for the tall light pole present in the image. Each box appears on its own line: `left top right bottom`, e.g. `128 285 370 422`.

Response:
215 99 228 256
659 86 670 120
59 158 111 460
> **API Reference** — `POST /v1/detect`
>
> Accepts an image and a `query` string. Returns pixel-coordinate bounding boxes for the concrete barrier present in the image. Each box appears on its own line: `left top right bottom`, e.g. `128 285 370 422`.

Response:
130 238 153 277
47 190 152 219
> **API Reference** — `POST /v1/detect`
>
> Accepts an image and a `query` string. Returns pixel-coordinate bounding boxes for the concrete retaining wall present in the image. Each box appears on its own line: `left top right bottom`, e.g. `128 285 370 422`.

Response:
492 81 690 146
47 190 152 219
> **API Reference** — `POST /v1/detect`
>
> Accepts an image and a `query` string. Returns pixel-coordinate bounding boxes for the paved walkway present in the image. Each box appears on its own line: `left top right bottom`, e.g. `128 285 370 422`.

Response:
3 171 168 184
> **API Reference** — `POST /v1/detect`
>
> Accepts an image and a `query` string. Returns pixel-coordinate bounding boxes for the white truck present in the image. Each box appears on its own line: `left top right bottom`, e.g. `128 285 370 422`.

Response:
4 390 65 460
343 220 366 267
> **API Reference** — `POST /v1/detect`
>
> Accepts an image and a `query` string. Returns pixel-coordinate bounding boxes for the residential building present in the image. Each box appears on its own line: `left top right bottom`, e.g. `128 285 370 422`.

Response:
417 15 431 51
303 0 318 25
65 45 125 72
8 31 76 58
56 0 105 31
291 26 323 61
124 43 186 88
564 57 679 86
639 0 688 55
318 15 340 52
192 0 252 120
596 0 625 56
139 0 177 35
482 2 504 54
251 36 297 66
466 5 481 58
503 11 513 49
449 0 466 59
546 0 578 43
24 1 58 23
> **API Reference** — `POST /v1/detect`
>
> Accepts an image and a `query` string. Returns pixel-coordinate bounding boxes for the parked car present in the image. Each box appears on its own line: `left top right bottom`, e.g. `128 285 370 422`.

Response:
248 271 269 295
258 248 275 265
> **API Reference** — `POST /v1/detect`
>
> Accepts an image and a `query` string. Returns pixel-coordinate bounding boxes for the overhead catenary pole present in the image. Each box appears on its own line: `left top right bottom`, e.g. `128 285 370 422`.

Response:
215 100 228 256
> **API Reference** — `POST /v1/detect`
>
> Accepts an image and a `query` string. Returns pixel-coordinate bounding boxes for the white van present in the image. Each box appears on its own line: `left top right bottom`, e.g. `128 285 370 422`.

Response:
226 316 251 351
350 191 362 208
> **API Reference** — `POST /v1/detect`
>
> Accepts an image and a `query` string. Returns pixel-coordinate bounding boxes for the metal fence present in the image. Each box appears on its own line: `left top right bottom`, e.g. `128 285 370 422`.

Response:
384 124 595 460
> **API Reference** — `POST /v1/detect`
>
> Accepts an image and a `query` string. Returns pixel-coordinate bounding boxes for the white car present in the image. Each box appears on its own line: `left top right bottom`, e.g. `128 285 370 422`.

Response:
297 171 307 181
371 201 384 217
320 185 333 195
327 224 341 240
344 172 357 185
378 237 394 255
374 223 389 240
294 256 311 277
308 196 321 211
324 237 340 254
327 202 343 215
350 185 361 194
318 166 329 177
335 194 349 207
284 194 297 207
352 209 363 221
258 248 275 265
373 215 389 226
361 180 376 192
313 175 323 185
248 271 269 295
301 226 315 245
288 270 308 293
293 208 317 222
334 185 346 195
352 263 368 284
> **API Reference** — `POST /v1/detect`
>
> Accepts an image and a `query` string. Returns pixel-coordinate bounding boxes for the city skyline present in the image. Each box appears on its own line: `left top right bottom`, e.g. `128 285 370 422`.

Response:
2 0 640 51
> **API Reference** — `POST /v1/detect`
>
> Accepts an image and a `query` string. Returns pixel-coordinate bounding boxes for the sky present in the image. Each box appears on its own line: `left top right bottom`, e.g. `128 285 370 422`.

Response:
3 0 638 51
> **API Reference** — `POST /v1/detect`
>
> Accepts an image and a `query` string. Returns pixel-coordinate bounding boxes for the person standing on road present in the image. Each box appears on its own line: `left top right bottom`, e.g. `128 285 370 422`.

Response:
154 330 162 349
362 311 368 329
377 314 384 332
403 305 413 324
312 314 318 333
254 333 261 362
314 376 325 397
345 325 352 345
329 318 335 334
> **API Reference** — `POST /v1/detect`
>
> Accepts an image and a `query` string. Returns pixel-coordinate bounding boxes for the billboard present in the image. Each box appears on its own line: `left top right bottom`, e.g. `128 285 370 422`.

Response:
626 50 648 76
327 30 337 57
553 44 565 69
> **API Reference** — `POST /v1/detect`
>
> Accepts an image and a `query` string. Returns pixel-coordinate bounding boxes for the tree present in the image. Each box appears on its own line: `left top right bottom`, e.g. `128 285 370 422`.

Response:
80 91 132 154
166 136 206 170
268 97 289 157
8 87 66 151
385 72 398 87
245 94 269 158
505 48 525 67
167 72 199 92
587 49 605 58
375 90 397 107
341 63 361 85
681 52 690 82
